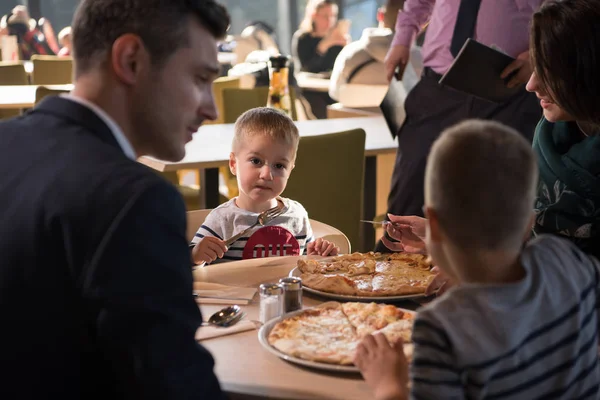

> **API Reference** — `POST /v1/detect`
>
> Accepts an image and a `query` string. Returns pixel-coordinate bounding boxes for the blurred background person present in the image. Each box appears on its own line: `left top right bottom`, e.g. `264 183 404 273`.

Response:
4 5 55 60
329 0 413 108
57 25 71 56
375 0 544 251
291 0 349 74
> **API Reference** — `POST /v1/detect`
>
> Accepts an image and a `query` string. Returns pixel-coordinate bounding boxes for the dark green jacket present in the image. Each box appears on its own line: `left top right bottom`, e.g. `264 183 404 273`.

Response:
533 118 600 259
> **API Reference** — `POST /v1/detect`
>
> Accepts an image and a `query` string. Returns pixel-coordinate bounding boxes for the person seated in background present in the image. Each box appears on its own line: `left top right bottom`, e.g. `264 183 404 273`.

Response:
355 120 600 400
329 0 414 108
57 26 72 56
191 107 339 265
5 5 55 60
291 0 349 74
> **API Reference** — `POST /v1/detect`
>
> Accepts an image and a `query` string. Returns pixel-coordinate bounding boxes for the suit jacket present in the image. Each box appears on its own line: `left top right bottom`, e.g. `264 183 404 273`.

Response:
0 97 225 399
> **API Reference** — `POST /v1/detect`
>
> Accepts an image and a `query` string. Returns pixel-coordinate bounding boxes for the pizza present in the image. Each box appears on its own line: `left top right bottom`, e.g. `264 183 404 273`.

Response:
267 301 415 365
297 252 434 297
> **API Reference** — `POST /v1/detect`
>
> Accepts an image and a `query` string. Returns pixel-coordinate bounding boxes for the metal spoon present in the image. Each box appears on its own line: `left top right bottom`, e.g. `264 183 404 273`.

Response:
203 305 244 327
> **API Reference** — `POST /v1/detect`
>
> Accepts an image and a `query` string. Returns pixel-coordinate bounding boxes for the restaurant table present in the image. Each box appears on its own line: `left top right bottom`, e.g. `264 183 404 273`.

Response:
139 116 397 251
296 72 330 93
193 256 418 400
0 84 73 109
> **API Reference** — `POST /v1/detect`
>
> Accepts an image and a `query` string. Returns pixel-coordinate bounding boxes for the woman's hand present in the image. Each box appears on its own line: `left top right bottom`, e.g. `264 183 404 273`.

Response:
381 214 427 254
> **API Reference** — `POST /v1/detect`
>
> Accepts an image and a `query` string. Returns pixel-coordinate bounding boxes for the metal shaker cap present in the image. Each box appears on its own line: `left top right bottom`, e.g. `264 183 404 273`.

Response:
260 283 283 295
279 277 302 290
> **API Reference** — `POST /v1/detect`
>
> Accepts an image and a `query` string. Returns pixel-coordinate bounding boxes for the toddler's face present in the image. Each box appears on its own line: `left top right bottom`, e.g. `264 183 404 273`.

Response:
230 134 296 207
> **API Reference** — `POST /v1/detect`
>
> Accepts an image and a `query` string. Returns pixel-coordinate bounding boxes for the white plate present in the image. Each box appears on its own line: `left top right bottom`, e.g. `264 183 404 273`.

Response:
258 309 360 373
289 267 429 302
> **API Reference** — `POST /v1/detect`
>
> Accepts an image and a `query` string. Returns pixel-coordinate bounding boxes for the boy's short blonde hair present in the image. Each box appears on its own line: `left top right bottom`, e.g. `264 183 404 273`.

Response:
232 107 300 155
425 120 538 250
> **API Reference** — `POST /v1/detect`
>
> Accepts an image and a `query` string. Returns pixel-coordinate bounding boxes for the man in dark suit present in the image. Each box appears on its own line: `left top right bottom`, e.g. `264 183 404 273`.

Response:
0 1 230 398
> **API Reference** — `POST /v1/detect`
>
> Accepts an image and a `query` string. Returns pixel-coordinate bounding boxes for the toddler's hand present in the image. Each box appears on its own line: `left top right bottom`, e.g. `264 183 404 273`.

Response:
307 238 340 256
192 237 227 265
354 333 409 400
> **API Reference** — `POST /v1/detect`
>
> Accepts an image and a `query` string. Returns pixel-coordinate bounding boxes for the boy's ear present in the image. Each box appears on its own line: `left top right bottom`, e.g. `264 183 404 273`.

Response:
229 152 236 175
424 206 443 243
524 212 536 241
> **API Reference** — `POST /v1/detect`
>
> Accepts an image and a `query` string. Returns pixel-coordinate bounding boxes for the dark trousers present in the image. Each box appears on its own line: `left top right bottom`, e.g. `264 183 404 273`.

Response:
374 68 542 252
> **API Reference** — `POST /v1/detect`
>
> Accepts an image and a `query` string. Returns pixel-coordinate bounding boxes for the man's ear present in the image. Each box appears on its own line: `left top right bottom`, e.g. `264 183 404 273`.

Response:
229 152 237 175
110 33 147 86
424 206 443 243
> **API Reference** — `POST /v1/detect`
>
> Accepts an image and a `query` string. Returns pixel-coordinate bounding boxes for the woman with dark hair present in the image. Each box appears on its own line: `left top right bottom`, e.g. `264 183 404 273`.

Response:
378 0 600 280
525 0 600 258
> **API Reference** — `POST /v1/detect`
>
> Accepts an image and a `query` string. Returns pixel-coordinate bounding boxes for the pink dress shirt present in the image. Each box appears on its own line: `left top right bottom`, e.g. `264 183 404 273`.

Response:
393 0 545 74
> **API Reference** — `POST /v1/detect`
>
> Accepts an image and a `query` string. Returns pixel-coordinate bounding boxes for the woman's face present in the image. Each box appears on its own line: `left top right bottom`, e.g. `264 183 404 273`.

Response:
312 4 337 35
526 71 573 122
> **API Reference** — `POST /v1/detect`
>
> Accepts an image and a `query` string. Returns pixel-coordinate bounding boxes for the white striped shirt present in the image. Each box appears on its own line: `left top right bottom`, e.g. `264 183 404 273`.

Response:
410 235 600 400
191 197 314 262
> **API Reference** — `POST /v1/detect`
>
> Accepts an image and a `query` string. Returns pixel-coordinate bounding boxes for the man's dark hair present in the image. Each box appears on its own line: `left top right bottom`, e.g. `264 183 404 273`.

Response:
72 0 230 75
531 0 600 126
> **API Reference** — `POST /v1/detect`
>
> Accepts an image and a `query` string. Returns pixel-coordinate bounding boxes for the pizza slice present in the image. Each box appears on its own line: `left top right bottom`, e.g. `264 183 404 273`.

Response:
341 302 407 338
267 302 359 365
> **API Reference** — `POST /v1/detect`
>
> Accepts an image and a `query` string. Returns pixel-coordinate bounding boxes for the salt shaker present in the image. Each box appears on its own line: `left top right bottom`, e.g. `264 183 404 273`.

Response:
259 283 284 323
279 277 303 313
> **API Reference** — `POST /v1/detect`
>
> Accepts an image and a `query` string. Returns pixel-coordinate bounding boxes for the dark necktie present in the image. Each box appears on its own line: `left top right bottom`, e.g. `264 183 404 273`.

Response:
450 0 482 57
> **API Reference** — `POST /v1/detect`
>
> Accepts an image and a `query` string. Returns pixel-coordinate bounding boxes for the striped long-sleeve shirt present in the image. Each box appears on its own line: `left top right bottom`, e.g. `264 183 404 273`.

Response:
410 235 600 400
191 197 314 263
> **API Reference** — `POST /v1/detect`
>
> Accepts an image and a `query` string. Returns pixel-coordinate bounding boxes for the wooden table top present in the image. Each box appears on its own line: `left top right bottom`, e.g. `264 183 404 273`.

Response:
296 72 331 93
140 116 396 172
0 84 73 109
193 256 378 399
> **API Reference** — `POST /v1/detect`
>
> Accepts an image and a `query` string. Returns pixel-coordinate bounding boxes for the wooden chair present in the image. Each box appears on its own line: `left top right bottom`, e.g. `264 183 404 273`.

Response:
31 55 73 85
0 62 28 85
0 61 28 119
34 85 71 104
221 86 298 123
203 75 241 125
186 209 351 253
282 128 365 250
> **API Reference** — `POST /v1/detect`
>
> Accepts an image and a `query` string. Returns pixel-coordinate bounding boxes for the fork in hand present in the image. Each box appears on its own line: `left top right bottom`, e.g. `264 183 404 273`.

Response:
193 201 284 269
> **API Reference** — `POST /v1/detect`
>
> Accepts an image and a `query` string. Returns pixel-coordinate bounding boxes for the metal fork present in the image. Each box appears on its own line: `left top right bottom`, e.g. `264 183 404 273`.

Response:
224 203 284 246
193 202 284 269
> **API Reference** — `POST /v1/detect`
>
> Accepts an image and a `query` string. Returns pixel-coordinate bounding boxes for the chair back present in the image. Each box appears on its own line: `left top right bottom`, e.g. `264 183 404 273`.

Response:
186 209 213 242
0 62 28 85
186 209 351 253
31 55 72 85
222 86 298 123
282 129 365 250
34 85 71 104
203 76 241 125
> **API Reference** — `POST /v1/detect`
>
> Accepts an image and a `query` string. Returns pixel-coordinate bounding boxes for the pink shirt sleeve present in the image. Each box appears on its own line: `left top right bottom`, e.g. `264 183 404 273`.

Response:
392 0 437 47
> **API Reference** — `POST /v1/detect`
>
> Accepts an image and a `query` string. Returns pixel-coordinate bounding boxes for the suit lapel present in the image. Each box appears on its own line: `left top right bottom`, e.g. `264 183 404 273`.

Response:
31 96 122 152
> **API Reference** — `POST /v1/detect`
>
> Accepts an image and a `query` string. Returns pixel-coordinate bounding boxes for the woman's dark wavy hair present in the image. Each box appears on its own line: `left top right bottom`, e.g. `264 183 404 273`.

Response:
72 0 230 75
530 0 600 126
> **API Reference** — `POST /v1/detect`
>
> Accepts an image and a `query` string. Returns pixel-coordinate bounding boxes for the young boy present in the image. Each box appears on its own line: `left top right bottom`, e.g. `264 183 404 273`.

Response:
354 120 600 399
191 107 339 265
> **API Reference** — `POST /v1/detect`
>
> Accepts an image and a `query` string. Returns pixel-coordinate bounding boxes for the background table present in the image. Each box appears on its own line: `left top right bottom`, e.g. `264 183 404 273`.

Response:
0 84 73 109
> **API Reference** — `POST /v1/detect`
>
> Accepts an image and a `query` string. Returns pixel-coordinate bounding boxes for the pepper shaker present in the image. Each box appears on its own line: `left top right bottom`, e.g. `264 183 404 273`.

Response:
259 283 284 323
279 277 303 313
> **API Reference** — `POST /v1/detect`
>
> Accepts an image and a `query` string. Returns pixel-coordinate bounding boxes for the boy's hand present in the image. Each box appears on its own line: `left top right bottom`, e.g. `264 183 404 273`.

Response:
192 237 227 265
382 214 427 254
354 333 409 400
307 238 340 256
